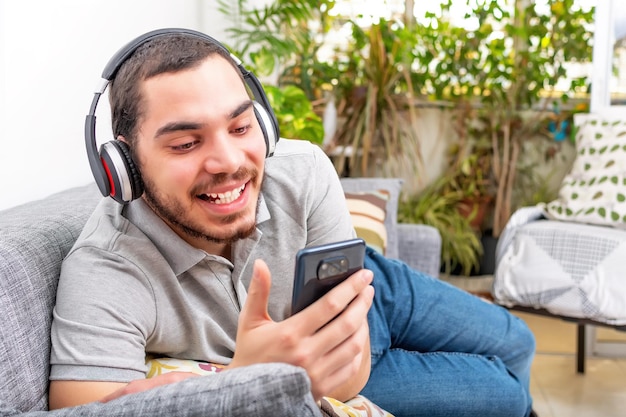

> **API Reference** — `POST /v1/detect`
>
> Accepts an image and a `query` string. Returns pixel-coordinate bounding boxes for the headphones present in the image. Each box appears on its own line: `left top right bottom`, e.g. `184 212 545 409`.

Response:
85 28 280 204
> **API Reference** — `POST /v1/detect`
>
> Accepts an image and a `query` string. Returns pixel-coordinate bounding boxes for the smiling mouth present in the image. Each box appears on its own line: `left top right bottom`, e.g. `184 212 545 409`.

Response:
197 183 246 205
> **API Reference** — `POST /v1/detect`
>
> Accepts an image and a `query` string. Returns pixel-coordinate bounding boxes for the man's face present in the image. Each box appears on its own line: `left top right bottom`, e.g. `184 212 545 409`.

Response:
131 55 267 252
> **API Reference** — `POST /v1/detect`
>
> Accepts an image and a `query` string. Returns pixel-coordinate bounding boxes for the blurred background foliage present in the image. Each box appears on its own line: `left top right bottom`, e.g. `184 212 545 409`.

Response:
217 0 595 274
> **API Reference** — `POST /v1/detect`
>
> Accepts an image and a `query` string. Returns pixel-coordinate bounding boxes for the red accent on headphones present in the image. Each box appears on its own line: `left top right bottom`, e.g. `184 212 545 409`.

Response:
101 158 116 198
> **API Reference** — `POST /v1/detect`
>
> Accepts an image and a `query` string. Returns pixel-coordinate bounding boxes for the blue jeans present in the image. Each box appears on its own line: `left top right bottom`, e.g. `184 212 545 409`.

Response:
361 248 534 417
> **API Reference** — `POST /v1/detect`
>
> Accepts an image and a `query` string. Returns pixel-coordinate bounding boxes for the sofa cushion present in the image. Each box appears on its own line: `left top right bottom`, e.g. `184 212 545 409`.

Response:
340 178 403 259
544 114 626 227
0 184 101 412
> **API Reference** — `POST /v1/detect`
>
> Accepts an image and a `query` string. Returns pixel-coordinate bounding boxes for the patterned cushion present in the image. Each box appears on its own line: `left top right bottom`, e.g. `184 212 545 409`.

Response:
340 178 403 259
345 191 389 255
544 114 626 227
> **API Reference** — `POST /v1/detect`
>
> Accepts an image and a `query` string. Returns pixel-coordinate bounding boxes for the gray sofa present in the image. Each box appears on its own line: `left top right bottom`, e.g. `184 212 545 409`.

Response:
0 179 441 416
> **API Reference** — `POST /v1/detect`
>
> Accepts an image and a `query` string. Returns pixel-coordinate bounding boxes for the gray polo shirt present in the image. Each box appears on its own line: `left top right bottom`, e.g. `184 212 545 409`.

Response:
50 138 355 382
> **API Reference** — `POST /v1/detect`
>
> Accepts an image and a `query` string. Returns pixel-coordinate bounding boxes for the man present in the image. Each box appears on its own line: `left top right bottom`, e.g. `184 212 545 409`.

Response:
49 29 536 417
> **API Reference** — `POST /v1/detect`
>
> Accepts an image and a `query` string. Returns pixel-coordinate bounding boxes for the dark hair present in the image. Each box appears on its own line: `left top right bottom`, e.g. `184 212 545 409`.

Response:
109 34 241 145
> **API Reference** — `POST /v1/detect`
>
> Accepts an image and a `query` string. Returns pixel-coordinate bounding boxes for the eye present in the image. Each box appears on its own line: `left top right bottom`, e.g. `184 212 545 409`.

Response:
170 141 197 152
231 124 251 135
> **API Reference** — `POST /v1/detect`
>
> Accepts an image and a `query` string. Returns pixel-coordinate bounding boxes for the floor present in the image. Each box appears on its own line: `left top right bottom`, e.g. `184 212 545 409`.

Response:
442 275 626 417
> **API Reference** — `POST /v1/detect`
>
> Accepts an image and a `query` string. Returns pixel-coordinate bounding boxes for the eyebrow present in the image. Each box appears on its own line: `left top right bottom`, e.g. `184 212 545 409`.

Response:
154 99 255 139
155 121 203 138
230 100 254 119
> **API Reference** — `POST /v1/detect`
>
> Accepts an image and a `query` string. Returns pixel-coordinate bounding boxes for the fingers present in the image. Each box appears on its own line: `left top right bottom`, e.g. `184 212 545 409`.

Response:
231 262 373 400
300 271 374 399
308 321 371 400
294 268 374 334
239 259 273 326
312 284 373 367
316 283 374 346
230 259 278 369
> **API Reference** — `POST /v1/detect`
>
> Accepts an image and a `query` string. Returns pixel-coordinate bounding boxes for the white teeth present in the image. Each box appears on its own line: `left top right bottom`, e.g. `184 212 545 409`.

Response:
207 185 245 204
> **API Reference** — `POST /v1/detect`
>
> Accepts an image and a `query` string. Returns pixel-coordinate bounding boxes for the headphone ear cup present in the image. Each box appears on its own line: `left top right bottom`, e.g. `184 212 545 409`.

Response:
99 140 143 204
253 101 279 157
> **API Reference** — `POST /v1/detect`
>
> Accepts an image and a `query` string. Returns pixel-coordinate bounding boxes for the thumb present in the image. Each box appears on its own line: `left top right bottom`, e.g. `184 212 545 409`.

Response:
240 259 273 328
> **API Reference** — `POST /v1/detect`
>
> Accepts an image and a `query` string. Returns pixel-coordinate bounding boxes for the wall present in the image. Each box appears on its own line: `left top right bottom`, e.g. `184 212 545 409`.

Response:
0 0 228 210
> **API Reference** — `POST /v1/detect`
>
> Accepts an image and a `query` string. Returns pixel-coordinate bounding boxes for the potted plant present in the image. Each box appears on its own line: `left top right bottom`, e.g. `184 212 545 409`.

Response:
442 102 495 232
410 0 594 237
217 0 331 143
327 19 425 182
219 1 427 181
399 175 483 276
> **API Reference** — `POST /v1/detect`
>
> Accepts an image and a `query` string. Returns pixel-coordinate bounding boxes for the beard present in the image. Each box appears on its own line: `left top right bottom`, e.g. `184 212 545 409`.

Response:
141 168 261 245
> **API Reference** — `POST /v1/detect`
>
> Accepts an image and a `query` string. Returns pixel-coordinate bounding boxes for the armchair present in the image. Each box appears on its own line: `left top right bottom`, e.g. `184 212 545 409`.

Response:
492 112 626 373
0 178 441 415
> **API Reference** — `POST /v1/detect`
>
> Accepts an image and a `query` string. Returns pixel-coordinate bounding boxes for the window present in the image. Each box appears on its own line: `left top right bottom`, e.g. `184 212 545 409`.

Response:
590 0 626 110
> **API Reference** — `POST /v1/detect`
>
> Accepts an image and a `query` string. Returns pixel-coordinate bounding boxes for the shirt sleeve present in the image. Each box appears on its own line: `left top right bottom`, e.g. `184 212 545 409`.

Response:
50 245 156 382
304 144 357 246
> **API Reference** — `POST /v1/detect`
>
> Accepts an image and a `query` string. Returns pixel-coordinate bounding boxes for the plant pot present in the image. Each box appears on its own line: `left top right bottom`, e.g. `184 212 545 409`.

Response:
440 260 481 277
457 196 492 231
479 230 498 275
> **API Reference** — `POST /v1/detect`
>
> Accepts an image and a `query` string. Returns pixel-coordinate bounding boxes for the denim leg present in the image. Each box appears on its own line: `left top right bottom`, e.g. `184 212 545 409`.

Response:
361 248 535 417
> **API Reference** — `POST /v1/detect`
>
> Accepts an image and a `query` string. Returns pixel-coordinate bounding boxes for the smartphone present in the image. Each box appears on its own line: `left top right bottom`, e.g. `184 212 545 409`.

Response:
290 238 366 315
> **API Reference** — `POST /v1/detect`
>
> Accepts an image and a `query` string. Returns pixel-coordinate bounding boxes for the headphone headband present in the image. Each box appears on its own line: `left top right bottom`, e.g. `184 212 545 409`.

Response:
102 28 231 80
85 28 280 204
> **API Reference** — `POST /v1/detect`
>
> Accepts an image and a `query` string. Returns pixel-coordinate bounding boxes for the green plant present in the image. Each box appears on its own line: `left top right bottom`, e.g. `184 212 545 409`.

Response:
330 19 425 180
218 0 594 217
445 150 494 231
399 175 482 276
264 85 324 144
218 2 429 183
445 124 494 202
217 0 339 100
410 0 594 236
217 0 329 143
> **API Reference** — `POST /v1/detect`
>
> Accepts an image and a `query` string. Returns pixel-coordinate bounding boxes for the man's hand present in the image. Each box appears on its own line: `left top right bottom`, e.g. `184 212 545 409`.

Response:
49 260 374 409
229 259 374 401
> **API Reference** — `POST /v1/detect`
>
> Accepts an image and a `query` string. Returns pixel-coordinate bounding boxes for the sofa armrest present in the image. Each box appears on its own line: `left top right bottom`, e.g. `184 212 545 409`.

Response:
0 364 321 417
396 223 442 277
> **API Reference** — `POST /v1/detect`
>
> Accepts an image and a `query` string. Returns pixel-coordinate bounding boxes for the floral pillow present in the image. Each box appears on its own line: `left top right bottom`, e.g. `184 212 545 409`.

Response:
544 114 626 227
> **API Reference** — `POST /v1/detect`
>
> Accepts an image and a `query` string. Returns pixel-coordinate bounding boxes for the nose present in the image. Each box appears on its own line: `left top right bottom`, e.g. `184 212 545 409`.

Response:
201 133 245 174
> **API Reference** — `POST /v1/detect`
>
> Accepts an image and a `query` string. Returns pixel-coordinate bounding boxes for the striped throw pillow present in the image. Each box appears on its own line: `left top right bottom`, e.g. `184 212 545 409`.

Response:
344 190 389 255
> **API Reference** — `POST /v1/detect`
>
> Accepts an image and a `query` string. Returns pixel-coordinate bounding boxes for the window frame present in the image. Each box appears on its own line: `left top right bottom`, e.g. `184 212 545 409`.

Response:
590 0 626 113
